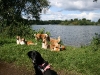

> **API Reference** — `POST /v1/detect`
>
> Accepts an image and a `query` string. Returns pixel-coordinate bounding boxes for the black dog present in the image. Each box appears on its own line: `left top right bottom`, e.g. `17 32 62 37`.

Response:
27 50 52 75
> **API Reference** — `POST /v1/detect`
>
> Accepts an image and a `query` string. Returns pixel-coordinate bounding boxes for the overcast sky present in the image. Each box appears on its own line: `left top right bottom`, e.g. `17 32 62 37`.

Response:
40 0 100 22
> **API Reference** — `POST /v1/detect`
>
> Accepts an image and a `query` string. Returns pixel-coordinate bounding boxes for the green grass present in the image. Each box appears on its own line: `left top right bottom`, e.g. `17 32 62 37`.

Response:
0 37 100 75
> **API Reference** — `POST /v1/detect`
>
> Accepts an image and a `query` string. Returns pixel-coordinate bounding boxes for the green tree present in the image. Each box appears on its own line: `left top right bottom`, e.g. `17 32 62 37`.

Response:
93 0 97 2
0 0 50 25
97 19 100 25
98 19 100 23
0 0 50 37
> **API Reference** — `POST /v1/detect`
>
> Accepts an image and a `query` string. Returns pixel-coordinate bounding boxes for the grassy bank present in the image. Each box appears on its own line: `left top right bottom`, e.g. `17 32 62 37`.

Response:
0 37 100 75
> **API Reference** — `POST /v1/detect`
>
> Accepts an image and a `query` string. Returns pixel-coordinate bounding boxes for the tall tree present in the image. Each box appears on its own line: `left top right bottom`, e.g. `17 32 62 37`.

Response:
98 19 100 23
93 0 98 2
0 0 50 25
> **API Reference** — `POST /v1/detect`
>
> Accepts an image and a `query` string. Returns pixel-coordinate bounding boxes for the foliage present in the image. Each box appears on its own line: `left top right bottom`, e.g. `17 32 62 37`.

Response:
93 0 98 2
32 18 100 25
0 0 50 23
0 0 50 37
34 28 51 36
0 22 36 38
91 33 100 45
90 33 100 51
0 37 100 75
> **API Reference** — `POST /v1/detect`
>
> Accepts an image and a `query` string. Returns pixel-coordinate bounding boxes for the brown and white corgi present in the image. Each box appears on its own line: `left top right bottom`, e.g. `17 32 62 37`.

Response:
20 38 37 45
50 36 60 46
49 44 56 51
20 38 26 45
27 41 37 46
53 44 66 51
34 33 50 41
42 38 49 49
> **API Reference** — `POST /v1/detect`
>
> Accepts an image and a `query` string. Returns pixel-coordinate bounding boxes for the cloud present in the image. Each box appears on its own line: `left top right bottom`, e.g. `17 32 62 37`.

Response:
49 0 100 11
40 0 100 21
41 9 64 20
41 9 100 21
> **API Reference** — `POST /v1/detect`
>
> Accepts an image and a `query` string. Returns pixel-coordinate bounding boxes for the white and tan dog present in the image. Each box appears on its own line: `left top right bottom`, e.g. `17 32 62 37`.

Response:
34 33 50 41
53 44 66 51
42 38 49 49
16 36 37 45
41 36 60 50
49 44 56 51
49 36 66 51
41 36 61 51
20 38 37 45
50 36 60 46
20 38 26 45
16 36 21 45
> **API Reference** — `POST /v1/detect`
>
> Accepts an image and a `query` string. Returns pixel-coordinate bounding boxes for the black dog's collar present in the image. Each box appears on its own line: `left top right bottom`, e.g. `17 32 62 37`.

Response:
37 62 50 73
38 65 44 73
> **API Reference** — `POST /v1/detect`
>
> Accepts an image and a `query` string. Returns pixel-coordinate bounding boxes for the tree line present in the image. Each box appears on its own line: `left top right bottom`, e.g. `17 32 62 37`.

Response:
35 18 100 25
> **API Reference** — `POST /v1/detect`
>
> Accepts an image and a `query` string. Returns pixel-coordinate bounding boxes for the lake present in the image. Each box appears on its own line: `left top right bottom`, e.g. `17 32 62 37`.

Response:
32 25 100 47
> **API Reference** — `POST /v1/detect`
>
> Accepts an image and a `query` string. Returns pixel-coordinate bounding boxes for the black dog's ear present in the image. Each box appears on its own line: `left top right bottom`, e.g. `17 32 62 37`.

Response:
27 51 33 58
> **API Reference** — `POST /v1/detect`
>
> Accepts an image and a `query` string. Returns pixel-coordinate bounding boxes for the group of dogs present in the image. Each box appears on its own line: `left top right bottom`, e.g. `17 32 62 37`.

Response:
16 33 65 74
16 33 66 51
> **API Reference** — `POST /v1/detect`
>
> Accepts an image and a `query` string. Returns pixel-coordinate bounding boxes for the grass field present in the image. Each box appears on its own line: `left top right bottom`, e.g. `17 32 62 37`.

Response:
0 37 100 75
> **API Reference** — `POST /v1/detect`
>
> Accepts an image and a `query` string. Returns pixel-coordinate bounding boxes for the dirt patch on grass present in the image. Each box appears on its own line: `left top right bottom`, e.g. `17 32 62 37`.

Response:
0 61 34 75
0 61 81 75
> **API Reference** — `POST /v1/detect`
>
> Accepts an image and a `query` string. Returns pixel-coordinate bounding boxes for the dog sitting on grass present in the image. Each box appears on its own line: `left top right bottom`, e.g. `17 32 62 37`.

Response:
16 36 37 45
27 50 52 75
20 38 37 45
50 36 61 46
49 36 62 51
42 37 50 49
53 44 66 51
16 36 21 45
34 33 50 41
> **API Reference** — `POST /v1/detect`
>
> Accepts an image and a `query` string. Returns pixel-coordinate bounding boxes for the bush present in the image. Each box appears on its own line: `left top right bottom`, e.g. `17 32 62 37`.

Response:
0 22 36 38
91 33 100 45
90 33 100 51
34 28 51 36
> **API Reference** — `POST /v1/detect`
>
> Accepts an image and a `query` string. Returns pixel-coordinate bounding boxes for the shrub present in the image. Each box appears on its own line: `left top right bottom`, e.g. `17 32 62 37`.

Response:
90 33 100 51
0 22 36 38
91 33 100 45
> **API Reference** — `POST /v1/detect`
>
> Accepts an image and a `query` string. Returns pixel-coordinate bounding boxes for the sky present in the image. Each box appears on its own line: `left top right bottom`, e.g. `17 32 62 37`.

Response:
40 0 100 22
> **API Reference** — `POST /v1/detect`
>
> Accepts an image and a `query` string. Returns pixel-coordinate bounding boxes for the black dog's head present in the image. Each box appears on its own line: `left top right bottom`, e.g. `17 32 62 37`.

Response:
27 50 57 75
27 50 44 65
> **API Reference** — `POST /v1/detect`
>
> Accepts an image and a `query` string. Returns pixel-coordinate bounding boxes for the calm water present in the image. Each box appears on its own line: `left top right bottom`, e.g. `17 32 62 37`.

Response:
32 25 100 47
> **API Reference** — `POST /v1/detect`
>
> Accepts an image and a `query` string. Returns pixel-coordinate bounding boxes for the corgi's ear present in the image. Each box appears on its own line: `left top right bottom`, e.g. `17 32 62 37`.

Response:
57 36 61 43
58 36 60 39
45 34 48 37
34 34 36 36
